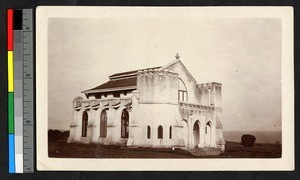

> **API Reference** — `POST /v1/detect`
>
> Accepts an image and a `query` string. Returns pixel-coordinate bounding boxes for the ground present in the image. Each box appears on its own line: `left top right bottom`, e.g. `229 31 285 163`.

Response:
48 130 281 158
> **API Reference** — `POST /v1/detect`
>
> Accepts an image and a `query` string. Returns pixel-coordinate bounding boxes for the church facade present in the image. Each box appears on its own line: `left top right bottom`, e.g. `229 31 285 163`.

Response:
67 55 226 153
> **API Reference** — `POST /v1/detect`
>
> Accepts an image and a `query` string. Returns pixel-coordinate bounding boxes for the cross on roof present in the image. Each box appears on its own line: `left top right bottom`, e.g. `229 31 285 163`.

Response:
175 53 180 60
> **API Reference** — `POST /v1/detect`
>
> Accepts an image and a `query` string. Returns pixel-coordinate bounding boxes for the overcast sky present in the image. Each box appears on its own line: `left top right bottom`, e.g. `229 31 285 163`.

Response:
48 17 281 132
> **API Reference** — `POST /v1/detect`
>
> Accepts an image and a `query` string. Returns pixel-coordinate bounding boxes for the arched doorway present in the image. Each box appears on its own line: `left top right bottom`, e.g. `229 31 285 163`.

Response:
82 111 88 137
121 109 129 138
100 110 107 138
193 121 200 148
205 122 212 146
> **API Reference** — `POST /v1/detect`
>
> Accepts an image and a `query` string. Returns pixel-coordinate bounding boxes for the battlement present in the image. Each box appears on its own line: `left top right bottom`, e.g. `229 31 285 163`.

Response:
179 101 215 111
137 68 178 78
197 82 222 88
72 96 132 112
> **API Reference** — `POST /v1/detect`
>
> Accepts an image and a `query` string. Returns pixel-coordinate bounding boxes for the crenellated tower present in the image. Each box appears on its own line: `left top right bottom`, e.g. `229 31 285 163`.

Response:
197 82 222 108
137 68 178 104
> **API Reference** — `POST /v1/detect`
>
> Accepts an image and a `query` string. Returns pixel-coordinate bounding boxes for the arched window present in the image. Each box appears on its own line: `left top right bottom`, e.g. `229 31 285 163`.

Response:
100 110 107 138
205 122 211 134
121 109 129 138
169 126 172 139
147 126 151 139
82 111 88 137
178 78 188 102
158 125 163 139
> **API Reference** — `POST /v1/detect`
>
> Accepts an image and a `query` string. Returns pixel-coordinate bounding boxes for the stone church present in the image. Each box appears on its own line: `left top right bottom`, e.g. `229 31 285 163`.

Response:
67 54 225 153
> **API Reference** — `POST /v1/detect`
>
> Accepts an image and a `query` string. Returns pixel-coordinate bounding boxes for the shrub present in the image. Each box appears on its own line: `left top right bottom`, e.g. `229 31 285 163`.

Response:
275 141 281 148
48 129 70 142
241 134 256 147
62 131 70 139
48 129 62 141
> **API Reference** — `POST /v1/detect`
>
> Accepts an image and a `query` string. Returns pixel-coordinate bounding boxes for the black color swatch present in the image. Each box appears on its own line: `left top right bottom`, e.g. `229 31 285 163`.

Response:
13 10 22 30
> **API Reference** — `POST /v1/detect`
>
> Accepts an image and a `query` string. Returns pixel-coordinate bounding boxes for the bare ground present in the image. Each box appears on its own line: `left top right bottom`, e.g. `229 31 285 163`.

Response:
48 140 281 158
48 130 281 158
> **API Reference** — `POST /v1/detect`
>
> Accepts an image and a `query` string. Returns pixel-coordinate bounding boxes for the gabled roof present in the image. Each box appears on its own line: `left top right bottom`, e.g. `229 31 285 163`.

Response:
82 66 161 94
82 77 137 94
158 59 197 83
82 57 197 94
158 59 180 71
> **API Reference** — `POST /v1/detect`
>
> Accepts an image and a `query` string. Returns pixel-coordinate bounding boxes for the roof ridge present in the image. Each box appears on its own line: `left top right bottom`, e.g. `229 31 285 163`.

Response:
158 59 180 71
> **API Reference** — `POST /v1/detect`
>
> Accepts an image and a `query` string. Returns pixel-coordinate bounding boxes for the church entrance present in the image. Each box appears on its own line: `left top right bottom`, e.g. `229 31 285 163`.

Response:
193 121 200 148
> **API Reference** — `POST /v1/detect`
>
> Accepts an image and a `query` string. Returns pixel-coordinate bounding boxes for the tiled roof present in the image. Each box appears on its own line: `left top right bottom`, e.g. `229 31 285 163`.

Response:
83 66 162 94
82 77 137 93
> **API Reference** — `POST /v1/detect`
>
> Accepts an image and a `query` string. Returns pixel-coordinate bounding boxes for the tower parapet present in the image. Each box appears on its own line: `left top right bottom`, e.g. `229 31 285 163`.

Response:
137 68 178 104
197 82 222 108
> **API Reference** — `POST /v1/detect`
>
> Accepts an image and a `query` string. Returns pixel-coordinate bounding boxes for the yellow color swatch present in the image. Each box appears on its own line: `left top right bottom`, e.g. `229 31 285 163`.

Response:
8 51 14 92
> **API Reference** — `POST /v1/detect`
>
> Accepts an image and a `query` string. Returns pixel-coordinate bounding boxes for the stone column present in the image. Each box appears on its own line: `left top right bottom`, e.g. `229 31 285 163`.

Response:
74 109 82 141
210 123 217 147
188 118 194 149
199 122 205 148
67 107 76 143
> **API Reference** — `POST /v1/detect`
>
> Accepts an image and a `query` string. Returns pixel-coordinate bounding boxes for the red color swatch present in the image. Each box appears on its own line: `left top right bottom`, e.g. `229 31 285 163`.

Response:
7 9 13 51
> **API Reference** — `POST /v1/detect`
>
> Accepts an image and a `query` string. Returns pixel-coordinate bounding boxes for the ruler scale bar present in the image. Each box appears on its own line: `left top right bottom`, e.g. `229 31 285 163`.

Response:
22 9 34 173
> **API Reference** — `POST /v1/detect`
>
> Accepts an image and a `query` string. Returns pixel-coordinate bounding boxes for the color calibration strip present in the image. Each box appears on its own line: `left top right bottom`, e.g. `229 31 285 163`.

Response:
7 9 15 173
7 9 34 173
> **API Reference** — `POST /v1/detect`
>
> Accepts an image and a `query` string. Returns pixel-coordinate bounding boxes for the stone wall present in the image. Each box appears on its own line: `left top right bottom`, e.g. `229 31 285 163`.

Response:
67 95 134 146
128 103 182 148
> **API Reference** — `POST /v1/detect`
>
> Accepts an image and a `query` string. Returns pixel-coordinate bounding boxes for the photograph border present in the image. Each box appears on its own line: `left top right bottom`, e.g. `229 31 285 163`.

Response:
36 6 294 171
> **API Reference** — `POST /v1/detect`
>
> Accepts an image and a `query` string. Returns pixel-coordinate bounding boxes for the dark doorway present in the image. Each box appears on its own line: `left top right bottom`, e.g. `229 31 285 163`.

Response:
100 110 107 138
121 109 129 138
82 111 88 137
193 121 200 147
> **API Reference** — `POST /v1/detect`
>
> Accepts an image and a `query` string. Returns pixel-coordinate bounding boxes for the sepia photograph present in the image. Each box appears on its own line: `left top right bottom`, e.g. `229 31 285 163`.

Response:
36 6 294 170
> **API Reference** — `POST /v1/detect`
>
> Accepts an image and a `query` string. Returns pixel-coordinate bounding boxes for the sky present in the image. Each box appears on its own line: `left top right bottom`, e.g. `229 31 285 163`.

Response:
48 17 281 132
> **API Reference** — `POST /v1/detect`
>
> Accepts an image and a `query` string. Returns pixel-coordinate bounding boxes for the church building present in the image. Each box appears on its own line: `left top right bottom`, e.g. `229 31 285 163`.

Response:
67 54 226 154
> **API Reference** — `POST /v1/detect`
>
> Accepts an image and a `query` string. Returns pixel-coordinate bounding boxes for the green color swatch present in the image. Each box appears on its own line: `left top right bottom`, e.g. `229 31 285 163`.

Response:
8 92 14 134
